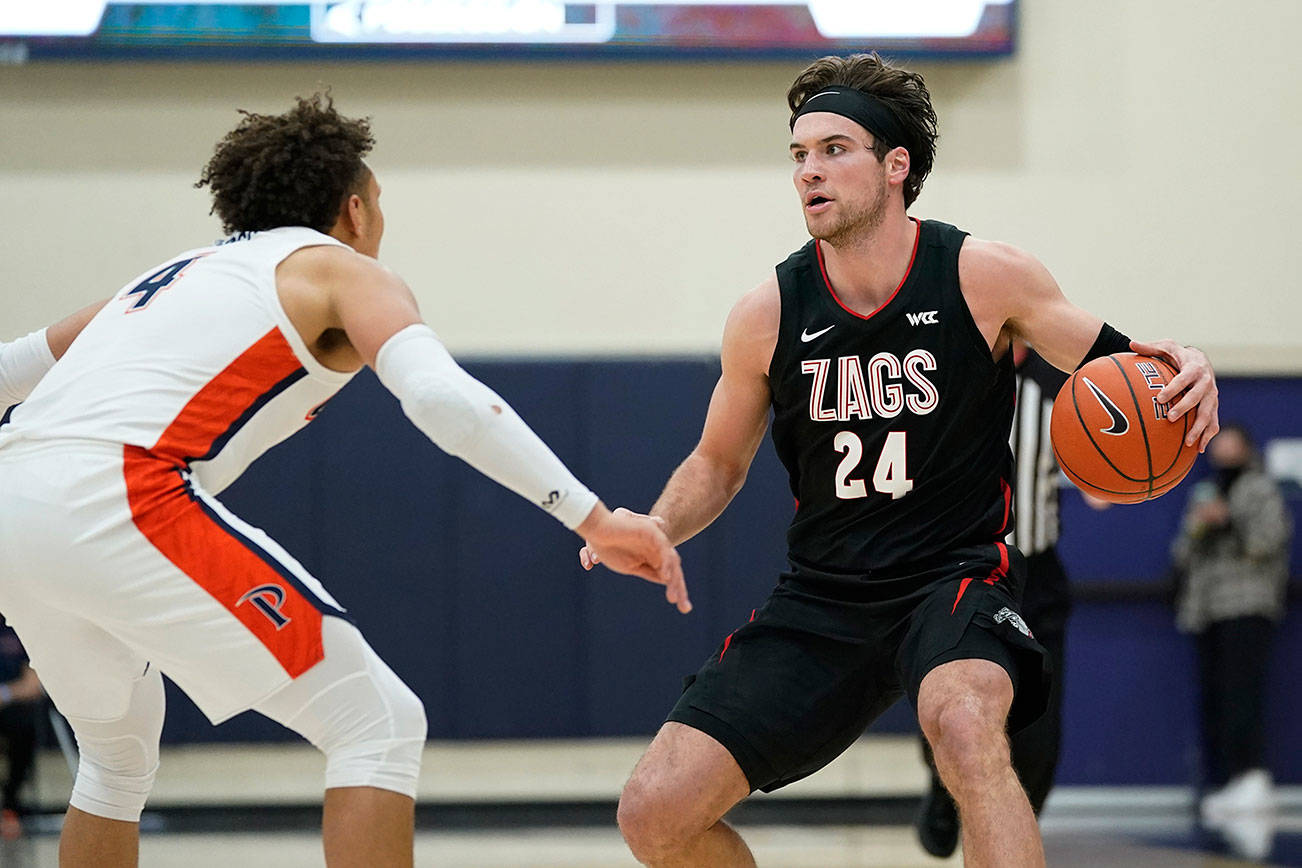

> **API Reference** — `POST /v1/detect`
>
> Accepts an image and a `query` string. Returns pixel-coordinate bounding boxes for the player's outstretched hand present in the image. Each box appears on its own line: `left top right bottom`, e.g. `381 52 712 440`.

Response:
577 506 691 614
1130 339 1220 452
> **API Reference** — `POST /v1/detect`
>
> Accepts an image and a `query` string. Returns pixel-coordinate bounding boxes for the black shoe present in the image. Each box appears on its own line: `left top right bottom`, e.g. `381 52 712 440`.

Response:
915 783 959 858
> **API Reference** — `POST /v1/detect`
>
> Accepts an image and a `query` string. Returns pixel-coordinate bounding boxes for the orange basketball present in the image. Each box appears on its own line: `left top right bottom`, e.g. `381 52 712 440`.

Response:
1050 352 1198 504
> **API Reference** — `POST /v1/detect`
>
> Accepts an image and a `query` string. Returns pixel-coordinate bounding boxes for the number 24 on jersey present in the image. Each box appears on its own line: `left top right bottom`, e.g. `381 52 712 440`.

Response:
833 430 913 500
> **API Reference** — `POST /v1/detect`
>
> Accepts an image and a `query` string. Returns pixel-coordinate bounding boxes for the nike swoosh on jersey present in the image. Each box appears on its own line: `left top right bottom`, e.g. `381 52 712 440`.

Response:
1082 376 1130 436
800 325 836 342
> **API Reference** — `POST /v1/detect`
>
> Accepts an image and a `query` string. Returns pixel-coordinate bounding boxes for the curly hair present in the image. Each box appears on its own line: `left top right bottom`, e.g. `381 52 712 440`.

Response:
196 93 375 235
787 53 938 208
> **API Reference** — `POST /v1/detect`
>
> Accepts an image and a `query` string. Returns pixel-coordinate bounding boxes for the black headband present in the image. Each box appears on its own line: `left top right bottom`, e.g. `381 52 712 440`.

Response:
790 88 913 156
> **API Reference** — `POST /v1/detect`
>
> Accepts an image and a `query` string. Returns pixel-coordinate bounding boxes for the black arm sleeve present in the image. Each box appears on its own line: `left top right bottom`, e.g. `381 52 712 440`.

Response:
1077 323 1132 369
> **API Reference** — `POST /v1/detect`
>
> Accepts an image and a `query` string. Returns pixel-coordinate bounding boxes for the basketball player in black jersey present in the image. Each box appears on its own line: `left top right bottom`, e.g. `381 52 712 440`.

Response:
582 53 1219 867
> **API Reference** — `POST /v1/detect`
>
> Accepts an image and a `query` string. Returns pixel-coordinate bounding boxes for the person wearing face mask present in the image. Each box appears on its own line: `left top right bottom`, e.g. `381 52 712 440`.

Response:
1172 423 1292 823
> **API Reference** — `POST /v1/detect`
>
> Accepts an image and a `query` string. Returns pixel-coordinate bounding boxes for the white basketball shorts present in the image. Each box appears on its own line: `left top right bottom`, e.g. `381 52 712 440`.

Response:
0 439 348 724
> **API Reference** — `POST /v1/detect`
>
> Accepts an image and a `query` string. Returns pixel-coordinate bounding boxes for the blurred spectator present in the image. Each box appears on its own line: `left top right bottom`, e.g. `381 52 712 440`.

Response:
1172 424 1292 823
0 617 43 839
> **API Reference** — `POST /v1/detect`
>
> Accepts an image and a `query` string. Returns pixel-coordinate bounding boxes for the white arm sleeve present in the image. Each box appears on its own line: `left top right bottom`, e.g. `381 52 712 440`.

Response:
374 324 599 530
0 328 56 408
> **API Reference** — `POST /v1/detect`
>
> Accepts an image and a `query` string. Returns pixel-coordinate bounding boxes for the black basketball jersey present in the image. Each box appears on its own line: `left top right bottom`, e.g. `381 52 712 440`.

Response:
768 218 1016 573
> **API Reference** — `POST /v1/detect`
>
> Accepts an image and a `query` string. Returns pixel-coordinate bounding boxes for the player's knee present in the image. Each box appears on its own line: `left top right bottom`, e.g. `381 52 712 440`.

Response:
617 783 671 863
617 770 696 863
66 670 165 822
922 696 1010 786
71 736 160 822
317 676 428 797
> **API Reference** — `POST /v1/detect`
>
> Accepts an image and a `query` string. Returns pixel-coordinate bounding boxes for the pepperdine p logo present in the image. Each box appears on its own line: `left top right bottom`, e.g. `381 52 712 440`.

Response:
236 583 292 630
1081 376 1129 436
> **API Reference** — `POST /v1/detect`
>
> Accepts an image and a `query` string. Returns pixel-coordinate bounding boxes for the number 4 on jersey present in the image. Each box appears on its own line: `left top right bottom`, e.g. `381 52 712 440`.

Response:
833 430 913 500
122 255 205 312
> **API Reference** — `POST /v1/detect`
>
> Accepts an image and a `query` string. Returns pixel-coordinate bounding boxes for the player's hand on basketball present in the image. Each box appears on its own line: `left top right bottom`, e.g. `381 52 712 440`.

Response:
577 506 690 614
1129 339 1219 451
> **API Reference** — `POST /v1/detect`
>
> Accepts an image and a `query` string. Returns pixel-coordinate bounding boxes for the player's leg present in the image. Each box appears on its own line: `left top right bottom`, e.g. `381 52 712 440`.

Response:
59 808 138 866
0 608 162 867
21 646 165 868
252 616 426 868
0 452 167 866
57 665 164 868
900 551 1052 868
620 578 901 867
103 464 427 866
323 787 415 867
617 722 753 867
917 658 1043 868
914 735 960 857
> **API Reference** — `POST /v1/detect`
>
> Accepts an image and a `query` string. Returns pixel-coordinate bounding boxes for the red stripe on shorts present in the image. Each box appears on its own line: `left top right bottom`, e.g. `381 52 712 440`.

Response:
951 577 974 614
984 541 1010 585
719 609 759 662
122 328 323 678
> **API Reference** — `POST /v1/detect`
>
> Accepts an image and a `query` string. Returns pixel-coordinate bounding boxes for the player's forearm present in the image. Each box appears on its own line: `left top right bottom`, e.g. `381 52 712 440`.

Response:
650 451 747 546
375 324 598 529
0 328 55 407
1 300 107 408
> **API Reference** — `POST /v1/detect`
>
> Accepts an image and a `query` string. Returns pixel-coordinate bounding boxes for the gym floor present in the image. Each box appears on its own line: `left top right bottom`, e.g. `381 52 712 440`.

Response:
4 737 1296 866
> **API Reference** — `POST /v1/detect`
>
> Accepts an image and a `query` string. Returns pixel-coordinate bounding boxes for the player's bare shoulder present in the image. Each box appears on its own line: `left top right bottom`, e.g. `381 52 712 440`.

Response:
959 238 1052 297
958 237 1061 346
278 243 399 298
276 244 411 373
722 276 781 378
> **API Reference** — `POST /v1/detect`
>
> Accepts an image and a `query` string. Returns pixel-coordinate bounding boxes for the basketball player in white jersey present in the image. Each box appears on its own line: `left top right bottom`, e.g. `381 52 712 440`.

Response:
0 94 687 868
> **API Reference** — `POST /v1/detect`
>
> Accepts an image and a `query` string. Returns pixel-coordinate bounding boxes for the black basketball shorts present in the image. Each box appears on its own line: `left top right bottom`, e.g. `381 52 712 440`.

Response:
666 543 1052 793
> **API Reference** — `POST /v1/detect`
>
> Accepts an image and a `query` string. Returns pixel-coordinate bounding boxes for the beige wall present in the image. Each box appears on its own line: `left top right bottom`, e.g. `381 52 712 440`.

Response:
2 0 1299 371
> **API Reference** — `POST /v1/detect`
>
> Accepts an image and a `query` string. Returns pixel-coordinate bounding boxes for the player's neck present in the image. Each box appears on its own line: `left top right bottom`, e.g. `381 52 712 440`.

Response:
817 212 918 314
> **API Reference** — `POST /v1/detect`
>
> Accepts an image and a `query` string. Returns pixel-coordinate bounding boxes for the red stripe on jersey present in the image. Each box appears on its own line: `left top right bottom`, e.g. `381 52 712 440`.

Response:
996 478 1012 535
815 218 920 322
123 446 325 678
984 542 1010 585
121 328 324 678
951 577 974 614
151 328 304 465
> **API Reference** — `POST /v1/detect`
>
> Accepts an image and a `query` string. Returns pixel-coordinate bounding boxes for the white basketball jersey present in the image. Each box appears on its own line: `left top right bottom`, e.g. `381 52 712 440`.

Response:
0 227 356 492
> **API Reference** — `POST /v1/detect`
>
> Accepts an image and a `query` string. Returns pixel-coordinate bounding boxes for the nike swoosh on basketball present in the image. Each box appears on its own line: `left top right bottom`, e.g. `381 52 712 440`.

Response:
801 325 835 342
1082 376 1130 436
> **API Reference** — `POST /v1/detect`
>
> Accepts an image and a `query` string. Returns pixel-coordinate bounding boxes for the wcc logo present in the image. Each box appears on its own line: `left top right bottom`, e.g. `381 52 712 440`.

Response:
906 310 938 326
236 584 293 630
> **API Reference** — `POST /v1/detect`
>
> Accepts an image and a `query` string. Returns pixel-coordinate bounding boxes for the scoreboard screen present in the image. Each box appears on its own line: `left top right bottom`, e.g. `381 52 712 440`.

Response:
1 1 1016 62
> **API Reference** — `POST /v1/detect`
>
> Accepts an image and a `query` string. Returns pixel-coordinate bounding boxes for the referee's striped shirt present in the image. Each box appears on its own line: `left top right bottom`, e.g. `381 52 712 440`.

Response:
1008 350 1069 557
